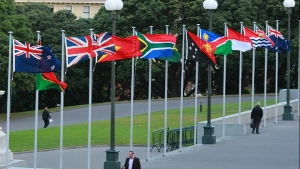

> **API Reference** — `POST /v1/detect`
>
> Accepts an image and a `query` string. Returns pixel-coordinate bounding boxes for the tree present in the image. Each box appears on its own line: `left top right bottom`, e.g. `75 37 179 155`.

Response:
0 0 34 113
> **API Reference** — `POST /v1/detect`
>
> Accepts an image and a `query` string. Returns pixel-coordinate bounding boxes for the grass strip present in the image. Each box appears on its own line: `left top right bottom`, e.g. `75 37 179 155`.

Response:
9 99 274 152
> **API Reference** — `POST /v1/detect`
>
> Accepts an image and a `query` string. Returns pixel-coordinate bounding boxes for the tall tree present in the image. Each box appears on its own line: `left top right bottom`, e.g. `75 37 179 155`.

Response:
0 0 35 113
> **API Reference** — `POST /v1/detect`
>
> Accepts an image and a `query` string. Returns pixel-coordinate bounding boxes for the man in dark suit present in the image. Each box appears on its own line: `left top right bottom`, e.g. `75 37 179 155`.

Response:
251 102 263 134
122 151 141 169
42 106 51 128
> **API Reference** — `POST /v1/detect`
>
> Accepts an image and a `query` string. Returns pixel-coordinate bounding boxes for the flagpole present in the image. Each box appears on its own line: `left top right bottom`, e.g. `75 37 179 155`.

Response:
33 31 41 169
163 25 169 156
6 31 13 169
130 26 136 151
87 29 94 169
60 30 65 169
147 26 153 161
238 22 243 124
263 21 268 127
252 22 256 109
180 25 186 150
275 20 279 124
194 24 200 144
34 91 38 169
298 20 300 118
223 23 227 137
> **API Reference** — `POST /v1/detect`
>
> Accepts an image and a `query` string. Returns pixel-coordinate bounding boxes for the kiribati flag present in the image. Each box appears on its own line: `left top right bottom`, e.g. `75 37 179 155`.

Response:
243 26 274 48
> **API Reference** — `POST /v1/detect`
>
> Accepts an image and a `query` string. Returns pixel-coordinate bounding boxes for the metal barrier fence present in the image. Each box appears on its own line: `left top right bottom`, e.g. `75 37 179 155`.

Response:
150 126 195 152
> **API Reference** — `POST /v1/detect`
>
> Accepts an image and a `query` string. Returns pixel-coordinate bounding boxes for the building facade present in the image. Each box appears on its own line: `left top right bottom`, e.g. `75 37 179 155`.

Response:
14 0 105 19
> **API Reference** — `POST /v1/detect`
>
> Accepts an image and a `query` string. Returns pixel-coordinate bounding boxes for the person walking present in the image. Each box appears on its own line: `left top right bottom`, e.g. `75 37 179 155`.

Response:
42 106 51 128
122 151 141 169
251 102 263 134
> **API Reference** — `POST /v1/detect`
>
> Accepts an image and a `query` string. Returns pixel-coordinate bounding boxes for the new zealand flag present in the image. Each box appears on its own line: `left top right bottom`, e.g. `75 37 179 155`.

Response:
267 26 290 52
13 39 61 73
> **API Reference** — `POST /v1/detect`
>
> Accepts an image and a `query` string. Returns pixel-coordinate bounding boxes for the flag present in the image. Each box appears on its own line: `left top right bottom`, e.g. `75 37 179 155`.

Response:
36 72 67 91
159 47 181 63
137 32 176 59
226 27 253 52
96 35 141 63
255 26 276 47
267 25 290 52
199 29 232 55
186 31 216 65
13 39 61 73
243 26 274 48
93 32 116 54
66 32 115 67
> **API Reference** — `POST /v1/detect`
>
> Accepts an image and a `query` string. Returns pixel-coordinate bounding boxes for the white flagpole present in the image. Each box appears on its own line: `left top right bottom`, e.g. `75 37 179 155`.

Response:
130 26 136 151
298 20 300 118
252 22 256 109
6 31 13 169
223 23 227 137
87 29 94 169
180 25 186 150
194 24 200 144
163 25 169 156
147 26 153 161
33 31 41 169
275 20 279 124
263 21 268 127
34 92 39 169
238 22 243 124
60 30 65 169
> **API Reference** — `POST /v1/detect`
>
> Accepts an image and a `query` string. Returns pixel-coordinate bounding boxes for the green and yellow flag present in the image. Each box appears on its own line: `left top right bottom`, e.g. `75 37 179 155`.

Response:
36 72 67 91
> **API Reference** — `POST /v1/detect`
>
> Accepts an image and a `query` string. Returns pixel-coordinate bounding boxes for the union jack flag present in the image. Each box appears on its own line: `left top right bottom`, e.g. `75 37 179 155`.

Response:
14 39 42 60
268 26 284 39
13 39 61 73
65 32 115 67
94 32 116 61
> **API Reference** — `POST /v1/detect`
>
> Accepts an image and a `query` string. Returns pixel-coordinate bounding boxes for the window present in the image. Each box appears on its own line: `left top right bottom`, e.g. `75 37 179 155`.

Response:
82 6 90 18
65 5 72 12
48 5 54 13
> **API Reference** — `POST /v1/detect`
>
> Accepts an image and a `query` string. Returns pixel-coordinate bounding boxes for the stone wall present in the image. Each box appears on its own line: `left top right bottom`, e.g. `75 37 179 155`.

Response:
279 89 299 102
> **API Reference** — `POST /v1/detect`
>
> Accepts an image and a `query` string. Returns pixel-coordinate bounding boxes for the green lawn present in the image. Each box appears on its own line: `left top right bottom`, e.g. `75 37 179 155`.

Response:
9 99 275 152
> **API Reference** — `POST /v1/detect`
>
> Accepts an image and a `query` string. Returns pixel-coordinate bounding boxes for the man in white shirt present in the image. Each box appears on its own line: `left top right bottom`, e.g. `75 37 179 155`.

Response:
122 151 141 169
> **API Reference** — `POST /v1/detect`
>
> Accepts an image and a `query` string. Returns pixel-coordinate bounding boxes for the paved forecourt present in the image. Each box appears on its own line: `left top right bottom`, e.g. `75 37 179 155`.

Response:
13 115 299 169
140 115 299 169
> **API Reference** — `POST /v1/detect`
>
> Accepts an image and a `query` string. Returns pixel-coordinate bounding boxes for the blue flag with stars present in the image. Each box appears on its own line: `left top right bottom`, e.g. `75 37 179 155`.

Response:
267 26 290 52
13 39 61 73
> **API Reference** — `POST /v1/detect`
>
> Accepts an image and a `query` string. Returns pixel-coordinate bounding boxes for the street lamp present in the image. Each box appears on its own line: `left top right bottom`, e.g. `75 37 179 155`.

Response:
202 0 217 144
104 0 123 169
0 91 4 95
282 0 295 120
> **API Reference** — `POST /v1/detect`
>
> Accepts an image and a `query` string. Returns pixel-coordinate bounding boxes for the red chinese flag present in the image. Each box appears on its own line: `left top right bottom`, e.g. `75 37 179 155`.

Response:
97 35 141 63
